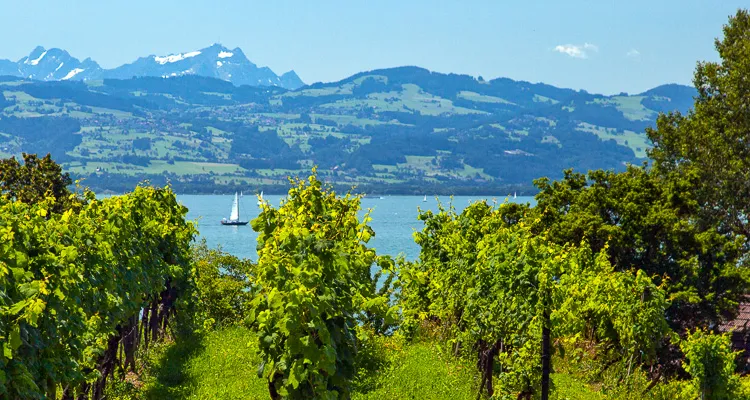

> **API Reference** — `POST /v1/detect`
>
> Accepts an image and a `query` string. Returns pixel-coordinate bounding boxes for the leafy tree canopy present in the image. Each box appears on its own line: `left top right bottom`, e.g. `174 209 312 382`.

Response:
0 153 81 213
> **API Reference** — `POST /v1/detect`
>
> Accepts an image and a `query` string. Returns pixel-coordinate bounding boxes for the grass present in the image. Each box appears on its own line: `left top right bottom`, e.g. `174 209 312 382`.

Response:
534 94 559 104
401 155 435 168
94 320 750 400
2 90 39 102
456 163 493 180
280 75 388 100
109 326 268 399
590 96 655 121
576 123 650 158
542 135 562 147
87 106 134 118
107 326 630 400
143 161 246 175
65 126 231 164
107 325 616 400
310 113 388 127
66 161 247 177
610 96 655 121
281 86 353 97
255 112 301 120
110 327 480 400
321 83 486 116
551 373 606 400
352 337 477 400
457 91 514 105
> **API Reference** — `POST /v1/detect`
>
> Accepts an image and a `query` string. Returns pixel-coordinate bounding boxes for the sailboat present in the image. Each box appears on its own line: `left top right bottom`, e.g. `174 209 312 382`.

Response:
422 195 427 202
514 192 517 199
257 191 264 206
221 192 249 226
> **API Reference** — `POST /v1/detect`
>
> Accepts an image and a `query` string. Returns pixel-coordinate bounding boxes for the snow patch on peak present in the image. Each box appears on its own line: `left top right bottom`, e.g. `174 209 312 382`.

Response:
154 51 202 65
55 62 65 72
62 68 84 80
162 68 195 78
218 51 233 59
26 50 48 65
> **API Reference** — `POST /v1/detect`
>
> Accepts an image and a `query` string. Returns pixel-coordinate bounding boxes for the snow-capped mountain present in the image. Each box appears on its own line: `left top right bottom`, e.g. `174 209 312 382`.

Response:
107 44 304 89
0 44 304 90
0 46 103 81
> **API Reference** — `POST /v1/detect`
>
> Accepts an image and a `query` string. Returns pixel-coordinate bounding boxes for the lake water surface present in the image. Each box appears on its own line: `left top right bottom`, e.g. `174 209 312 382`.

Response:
178 194 536 262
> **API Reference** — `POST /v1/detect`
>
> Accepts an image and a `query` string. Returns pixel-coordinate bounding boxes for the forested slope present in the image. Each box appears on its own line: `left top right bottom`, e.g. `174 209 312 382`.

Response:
0 60 694 194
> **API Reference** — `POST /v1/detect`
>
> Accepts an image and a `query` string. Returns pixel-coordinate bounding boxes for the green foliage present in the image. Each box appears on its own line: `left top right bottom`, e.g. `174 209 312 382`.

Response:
400 199 671 398
533 167 747 331
679 329 743 400
0 152 82 213
648 10 750 256
399 200 526 337
248 171 397 399
555 248 672 366
190 241 255 329
0 184 195 399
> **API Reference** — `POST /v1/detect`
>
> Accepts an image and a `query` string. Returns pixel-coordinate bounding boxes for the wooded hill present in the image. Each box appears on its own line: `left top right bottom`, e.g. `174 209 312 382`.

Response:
0 65 694 194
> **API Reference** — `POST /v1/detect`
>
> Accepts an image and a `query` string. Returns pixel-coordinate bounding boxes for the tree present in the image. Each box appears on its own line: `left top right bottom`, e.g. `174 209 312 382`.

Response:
0 152 80 213
533 167 747 332
132 137 152 151
648 9 750 253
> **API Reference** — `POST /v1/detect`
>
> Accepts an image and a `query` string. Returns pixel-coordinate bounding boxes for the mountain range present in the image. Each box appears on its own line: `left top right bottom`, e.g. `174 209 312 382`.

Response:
0 60 697 194
0 44 305 90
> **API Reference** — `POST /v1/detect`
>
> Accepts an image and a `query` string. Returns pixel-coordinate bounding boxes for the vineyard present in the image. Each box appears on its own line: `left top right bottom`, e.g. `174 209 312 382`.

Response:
0 179 195 399
2 8 750 400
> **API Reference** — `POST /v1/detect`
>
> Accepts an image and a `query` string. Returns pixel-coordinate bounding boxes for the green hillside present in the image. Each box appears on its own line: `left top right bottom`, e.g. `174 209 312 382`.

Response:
0 70 695 193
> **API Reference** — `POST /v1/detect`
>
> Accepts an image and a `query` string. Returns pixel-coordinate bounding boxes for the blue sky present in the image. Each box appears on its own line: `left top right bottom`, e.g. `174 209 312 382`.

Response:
0 0 745 94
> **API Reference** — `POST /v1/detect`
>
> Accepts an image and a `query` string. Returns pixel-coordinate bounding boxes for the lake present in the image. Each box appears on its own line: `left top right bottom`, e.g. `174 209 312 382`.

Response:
178 194 537 262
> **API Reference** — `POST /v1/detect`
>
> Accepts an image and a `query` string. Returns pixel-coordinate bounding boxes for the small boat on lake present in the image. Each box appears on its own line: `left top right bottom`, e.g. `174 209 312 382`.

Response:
258 190 264 206
221 192 249 226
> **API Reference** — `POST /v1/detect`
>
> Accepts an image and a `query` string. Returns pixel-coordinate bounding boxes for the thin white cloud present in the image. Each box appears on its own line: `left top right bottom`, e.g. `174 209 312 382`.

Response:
553 43 598 59
626 48 641 58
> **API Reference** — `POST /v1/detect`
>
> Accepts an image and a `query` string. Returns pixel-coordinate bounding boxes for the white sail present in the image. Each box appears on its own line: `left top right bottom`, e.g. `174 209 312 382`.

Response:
258 190 264 206
423 195 427 202
229 192 240 221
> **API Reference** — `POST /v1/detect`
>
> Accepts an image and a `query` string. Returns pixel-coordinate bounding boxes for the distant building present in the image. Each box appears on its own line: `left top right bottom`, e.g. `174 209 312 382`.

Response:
720 300 750 371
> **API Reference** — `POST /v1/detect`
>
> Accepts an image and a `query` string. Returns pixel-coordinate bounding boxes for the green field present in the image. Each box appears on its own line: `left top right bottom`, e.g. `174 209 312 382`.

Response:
591 96 655 121
109 326 612 400
577 122 650 158
68 161 247 176
322 84 486 116
457 90 514 104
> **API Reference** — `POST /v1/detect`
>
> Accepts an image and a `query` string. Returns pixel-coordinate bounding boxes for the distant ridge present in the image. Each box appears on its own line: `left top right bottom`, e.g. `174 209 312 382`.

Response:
0 44 305 90
0 60 697 194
